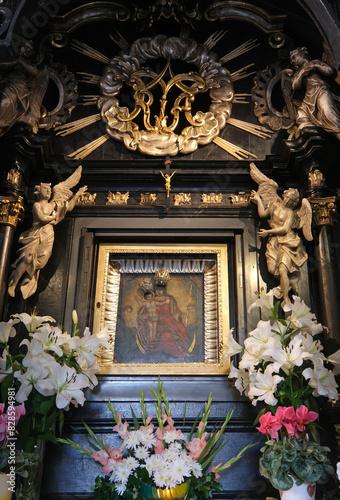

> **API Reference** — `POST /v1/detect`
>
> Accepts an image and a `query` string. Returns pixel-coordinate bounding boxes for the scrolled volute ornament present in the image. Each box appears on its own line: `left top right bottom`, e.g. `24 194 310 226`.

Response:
98 35 234 156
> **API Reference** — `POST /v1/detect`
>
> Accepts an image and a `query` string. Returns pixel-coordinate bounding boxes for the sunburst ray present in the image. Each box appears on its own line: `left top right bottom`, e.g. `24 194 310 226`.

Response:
231 64 256 81
71 40 110 64
233 93 251 104
204 30 227 50
220 39 259 64
227 118 273 139
68 134 110 159
213 137 257 159
109 29 129 51
55 114 101 136
77 95 100 106
77 72 100 85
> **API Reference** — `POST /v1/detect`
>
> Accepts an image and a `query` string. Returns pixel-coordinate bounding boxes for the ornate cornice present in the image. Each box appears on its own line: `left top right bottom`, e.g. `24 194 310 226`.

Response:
308 196 337 227
0 196 25 228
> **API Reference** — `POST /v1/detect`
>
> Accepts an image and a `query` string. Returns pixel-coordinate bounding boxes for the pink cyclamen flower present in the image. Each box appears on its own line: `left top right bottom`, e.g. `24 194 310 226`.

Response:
276 406 298 436
295 405 318 432
257 412 281 439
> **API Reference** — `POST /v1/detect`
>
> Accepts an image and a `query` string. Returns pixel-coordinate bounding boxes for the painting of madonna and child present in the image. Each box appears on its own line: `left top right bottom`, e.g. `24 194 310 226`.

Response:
115 268 204 364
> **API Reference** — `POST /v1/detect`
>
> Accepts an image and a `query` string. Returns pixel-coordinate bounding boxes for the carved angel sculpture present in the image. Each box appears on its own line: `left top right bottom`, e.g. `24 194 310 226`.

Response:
0 40 49 136
8 166 87 299
288 46 340 140
249 162 313 305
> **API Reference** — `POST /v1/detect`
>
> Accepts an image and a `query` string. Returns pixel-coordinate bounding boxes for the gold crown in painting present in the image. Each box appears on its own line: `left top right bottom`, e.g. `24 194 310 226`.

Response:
154 268 170 286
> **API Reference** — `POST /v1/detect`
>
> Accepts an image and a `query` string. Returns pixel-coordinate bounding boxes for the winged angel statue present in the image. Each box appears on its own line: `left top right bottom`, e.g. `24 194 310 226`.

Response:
8 166 87 299
249 162 313 305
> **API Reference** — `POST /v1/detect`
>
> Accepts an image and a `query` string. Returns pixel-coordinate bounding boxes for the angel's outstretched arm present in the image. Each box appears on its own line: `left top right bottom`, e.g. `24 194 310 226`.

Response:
66 185 88 212
250 190 270 218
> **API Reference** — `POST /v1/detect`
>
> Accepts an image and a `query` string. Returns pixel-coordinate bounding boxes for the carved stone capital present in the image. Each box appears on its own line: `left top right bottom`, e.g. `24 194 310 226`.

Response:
0 196 25 228
308 196 337 227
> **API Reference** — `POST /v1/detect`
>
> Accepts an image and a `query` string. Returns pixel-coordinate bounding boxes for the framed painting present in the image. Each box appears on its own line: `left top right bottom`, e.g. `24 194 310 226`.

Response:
93 244 229 375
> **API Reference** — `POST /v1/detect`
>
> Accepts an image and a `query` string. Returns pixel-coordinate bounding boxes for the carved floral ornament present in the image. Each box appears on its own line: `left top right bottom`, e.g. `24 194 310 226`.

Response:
0 196 25 228
98 35 234 157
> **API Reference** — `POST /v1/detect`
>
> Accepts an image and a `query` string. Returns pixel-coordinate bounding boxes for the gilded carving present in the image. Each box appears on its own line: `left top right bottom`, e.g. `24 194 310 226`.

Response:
0 196 24 228
8 166 87 299
77 192 97 205
160 171 176 198
201 193 222 204
309 197 337 227
140 193 157 205
174 193 191 206
98 36 233 156
6 169 21 187
308 169 325 190
229 192 251 206
250 162 313 306
106 192 129 205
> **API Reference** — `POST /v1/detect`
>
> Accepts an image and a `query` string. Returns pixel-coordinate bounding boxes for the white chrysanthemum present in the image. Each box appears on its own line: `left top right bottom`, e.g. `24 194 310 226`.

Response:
153 469 169 488
125 456 139 470
114 483 126 495
111 462 132 485
124 430 142 450
134 445 150 460
163 430 181 444
139 429 157 448
167 457 191 484
191 461 203 478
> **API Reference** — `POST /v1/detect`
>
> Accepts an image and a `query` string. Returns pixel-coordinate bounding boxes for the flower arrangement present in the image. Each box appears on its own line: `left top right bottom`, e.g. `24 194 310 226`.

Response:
59 378 253 500
0 402 25 472
224 290 340 492
0 309 109 453
258 405 333 491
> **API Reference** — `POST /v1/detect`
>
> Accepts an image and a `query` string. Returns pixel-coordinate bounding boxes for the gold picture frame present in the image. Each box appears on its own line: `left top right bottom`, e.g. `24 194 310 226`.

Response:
93 244 229 375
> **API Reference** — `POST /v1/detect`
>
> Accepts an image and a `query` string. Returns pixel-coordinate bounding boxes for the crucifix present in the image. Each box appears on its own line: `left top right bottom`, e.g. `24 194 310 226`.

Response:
160 157 176 198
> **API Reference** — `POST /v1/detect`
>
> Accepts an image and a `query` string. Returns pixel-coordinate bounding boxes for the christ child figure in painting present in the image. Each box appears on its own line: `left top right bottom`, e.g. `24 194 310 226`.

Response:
139 291 158 342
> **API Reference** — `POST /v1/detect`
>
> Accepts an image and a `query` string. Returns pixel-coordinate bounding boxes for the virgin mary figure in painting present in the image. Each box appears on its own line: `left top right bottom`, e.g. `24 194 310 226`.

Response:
136 269 188 359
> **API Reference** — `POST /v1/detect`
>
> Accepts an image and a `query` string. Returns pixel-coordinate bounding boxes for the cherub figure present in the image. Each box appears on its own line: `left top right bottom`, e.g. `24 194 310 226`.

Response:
8 166 87 299
249 162 313 306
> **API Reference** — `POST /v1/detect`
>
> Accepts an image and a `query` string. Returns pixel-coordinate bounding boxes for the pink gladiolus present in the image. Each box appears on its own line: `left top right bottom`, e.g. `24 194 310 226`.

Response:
146 415 153 425
92 449 109 466
210 462 222 479
185 434 208 460
154 439 164 454
197 421 205 432
257 412 281 439
102 458 117 474
112 414 129 439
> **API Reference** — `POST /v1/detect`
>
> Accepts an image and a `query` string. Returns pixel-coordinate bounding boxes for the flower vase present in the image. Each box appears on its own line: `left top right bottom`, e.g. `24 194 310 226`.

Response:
139 480 190 500
0 473 12 500
279 481 316 500
15 440 45 500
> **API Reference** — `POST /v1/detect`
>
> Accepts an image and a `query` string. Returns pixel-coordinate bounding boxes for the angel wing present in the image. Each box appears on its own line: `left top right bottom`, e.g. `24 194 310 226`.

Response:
52 165 82 203
249 162 278 209
294 198 313 241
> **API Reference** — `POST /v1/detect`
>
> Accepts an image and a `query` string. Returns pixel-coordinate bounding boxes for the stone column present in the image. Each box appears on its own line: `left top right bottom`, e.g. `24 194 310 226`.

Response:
0 196 24 319
309 195 340 345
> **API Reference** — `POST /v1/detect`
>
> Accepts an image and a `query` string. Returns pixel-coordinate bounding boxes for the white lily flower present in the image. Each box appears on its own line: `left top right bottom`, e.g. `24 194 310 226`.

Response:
11 312 55 333
79 360 99 386
14 364 51 402
303 360 339 403
283 296 324 333
69 327 108 368
0 350 13 382
229 362 250 395
248 290 275 313
0 319 19 343
37 362 89 409
244 320 276 355
327 348 340 375
20 338 55 368
222 328 243 360
263 335 309 375
30 325 70 357
247 364 284 406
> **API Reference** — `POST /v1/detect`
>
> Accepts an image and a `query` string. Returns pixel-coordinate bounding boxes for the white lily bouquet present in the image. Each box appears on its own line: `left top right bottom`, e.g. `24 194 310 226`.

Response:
224 291 339 409
0 308 109 453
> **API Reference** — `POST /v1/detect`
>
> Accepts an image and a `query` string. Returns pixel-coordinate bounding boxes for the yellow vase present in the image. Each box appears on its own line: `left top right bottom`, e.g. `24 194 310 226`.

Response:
0 473 12 500
139 480 190 500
